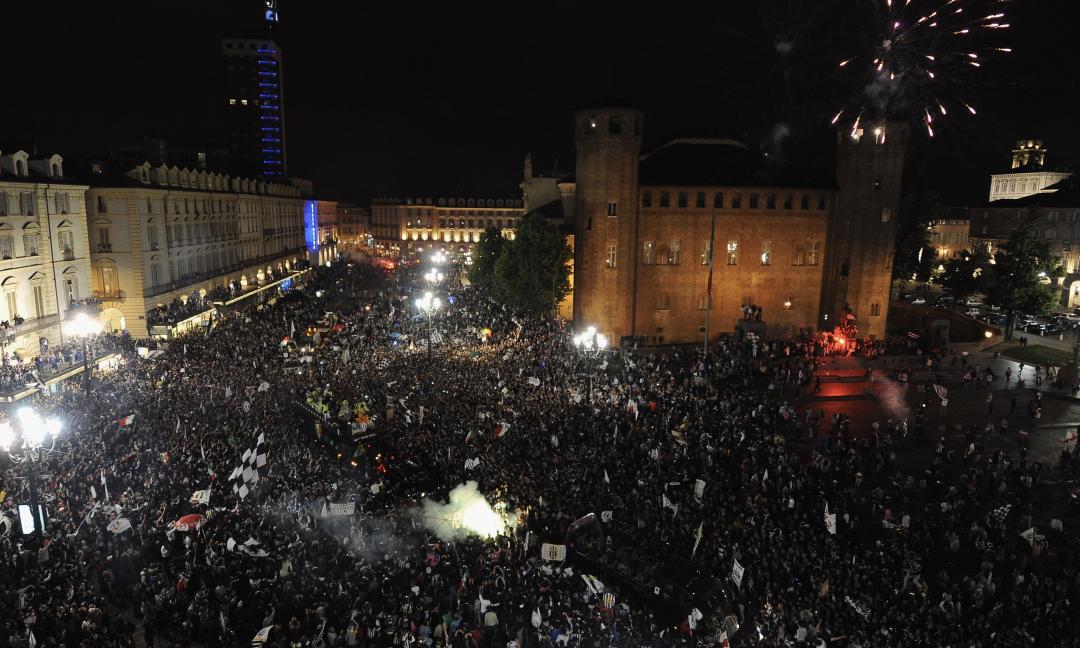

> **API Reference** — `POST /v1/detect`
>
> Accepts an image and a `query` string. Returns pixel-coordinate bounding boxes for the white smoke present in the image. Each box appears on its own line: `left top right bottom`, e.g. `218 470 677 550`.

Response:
417 481 505 540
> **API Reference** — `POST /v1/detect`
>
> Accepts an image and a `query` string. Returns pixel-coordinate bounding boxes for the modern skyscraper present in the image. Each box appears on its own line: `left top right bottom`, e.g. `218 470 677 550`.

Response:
222 36 287 178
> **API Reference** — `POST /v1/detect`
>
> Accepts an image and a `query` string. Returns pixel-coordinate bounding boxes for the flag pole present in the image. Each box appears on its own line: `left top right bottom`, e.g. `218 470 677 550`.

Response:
704 205 716 355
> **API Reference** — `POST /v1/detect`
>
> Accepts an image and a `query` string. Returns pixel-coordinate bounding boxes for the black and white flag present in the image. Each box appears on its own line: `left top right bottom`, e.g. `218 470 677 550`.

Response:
229 433 268 500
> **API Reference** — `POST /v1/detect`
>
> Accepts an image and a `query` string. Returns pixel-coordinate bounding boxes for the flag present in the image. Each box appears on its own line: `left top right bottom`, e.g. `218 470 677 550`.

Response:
603 469 610 484
731 558 744 587
694 479 706 500
1065 430 1078 444
191 489 212 505
691 522 704 559
932 383 948 401
1019 527 1036 547
762 469 769 483
580 573 605 593
107 518 132 534
230 433 269 500
600 510 613 523
494 422 510 439
465 429 475 444
26 630 36 648
117 415 135 427
464 457 481 471
541 543 567 562
280 336 290 347
824 502 837 535
252 625 273 645
988 504 1011 527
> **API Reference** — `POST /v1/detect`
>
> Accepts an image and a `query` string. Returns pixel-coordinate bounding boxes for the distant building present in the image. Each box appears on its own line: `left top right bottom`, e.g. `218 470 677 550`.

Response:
335 202 370 257
988 140 1072 202
571 100 908 343
969 176 1080 309
313 199 338 266
370 197 524 259
86 163 308 336
930 214 970 260
0 149 92 359
222 37 287 178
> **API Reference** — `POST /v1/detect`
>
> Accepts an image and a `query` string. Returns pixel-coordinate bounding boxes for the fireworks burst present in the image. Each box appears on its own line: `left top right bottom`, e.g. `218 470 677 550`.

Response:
834 0 1011 137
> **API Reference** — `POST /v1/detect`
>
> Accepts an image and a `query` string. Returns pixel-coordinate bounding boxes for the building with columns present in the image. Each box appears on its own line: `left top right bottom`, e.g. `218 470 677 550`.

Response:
85 163 308 336
0 149 92 359
571 100 908 344
988 140 1072 202
370 196 524 258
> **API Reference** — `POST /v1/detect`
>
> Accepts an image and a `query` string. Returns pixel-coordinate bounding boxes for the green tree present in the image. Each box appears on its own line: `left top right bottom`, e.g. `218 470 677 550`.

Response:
893 192 942 282
468 227 506 288
940 248 990 302
493 212 571 314
983 223 1065 340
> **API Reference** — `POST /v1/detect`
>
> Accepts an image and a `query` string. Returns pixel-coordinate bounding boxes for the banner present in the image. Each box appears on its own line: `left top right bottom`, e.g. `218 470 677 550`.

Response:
328 502 355 517
694 479 706 499
191 489 211 505
540 543 567 562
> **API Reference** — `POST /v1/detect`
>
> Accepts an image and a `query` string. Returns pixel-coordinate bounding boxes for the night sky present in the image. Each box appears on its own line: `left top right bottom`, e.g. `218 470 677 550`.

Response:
1 1 1075 205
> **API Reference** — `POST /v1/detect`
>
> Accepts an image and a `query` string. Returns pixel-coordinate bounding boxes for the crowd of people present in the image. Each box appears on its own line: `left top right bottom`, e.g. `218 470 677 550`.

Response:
145 289 231 328
0 258 1078 648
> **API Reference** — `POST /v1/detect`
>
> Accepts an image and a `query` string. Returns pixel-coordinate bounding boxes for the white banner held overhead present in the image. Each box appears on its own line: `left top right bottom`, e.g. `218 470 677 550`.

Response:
540 543 567 562
327 502 355 517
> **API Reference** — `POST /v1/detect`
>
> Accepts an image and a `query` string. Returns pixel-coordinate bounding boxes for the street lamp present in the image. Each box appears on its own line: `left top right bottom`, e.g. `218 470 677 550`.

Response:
424 269 445 285
0 407 62 536
572 326 608 404
414 291 441 358
432 251 447 265
63 311 103 386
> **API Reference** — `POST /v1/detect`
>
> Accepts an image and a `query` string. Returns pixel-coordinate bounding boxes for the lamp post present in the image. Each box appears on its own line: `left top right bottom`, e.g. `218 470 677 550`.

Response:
0 407 62 535
432 251 447 265
572 326 608 404
424 269 445 286
414 291 441 358
63 311 103 386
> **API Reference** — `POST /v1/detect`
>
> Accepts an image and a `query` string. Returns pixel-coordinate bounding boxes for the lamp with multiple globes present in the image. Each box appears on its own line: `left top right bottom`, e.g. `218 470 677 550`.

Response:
414 291 441 358
424 269 445 285
63 311 104 386
0 407 62 463
571 326 609 404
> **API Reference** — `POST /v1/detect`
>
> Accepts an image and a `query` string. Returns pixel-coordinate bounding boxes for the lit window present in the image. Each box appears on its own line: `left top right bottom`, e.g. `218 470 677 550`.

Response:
700 240 712 265
229 98 237 105
760 240 772 265
809 241 820 265
642 241 656 265
726 240 738 265
606 243 617 268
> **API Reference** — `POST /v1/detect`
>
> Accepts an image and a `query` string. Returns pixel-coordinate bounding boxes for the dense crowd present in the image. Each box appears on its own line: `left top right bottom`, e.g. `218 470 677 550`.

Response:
1 259 1078 648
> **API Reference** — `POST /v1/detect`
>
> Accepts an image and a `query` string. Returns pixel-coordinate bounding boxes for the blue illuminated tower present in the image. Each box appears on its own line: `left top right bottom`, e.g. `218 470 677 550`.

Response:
222 36 288 177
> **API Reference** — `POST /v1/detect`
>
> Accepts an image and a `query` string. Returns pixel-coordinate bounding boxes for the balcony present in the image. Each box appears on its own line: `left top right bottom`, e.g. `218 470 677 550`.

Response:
144 246 306 298
92 289 126 303
0 313 61 338
62 248 76 261
97 243 113 252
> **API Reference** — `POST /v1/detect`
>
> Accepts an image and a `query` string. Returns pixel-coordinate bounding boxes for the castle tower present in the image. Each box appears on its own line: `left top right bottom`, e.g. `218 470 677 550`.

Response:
1011 139 1046 169
572 100 644 341
820 121 909 339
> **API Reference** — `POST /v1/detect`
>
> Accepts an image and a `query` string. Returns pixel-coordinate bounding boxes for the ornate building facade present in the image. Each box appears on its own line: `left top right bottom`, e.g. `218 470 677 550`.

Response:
370 197 524 258
571 102 908 344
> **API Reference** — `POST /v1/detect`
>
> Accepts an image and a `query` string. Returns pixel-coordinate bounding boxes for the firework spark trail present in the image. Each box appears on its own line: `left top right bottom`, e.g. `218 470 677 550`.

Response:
836 0 1011 136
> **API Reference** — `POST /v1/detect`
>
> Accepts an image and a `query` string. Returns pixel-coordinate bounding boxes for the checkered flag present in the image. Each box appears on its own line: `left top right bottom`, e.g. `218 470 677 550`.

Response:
311 620 327 648
229 433 268 500
987 504 1011 528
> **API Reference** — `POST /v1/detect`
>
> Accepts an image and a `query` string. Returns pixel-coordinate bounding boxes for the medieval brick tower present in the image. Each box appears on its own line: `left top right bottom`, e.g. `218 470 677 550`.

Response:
572 101 644 339
820 122 909 339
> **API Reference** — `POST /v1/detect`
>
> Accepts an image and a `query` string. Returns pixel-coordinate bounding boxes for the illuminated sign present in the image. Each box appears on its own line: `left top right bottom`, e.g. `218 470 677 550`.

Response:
305 200 319 252
265 0 279 22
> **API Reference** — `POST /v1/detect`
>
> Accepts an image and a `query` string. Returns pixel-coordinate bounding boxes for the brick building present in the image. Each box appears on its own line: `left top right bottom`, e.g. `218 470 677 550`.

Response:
572 100 908 344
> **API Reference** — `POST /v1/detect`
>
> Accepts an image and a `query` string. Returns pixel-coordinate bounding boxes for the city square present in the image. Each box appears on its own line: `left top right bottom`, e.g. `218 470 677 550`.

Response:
1 2 1079 647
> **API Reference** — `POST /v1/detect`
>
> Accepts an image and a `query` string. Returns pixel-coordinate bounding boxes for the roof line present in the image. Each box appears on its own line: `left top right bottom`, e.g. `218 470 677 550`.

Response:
640 137 748 162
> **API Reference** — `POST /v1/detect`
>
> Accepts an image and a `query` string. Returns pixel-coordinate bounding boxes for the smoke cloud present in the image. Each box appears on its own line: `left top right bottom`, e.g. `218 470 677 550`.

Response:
416 481 504 541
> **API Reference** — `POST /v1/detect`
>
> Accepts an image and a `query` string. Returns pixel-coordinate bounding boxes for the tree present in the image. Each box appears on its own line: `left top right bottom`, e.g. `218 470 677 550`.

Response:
893 192 942 282
492 212 571 314
940 248 990 302
468 227 506 288
983 223 1065 340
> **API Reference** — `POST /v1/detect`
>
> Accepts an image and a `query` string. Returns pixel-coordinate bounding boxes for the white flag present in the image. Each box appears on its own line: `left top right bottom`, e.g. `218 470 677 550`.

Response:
253 625 273 644
731 558 744 587
581 573 605 594
603 469 610 484
691 522 704 559
1019 527 1036 547
824 502 837 535
191 489 211 505
541 543 567 562
107 518 132 535
694 479 706 500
